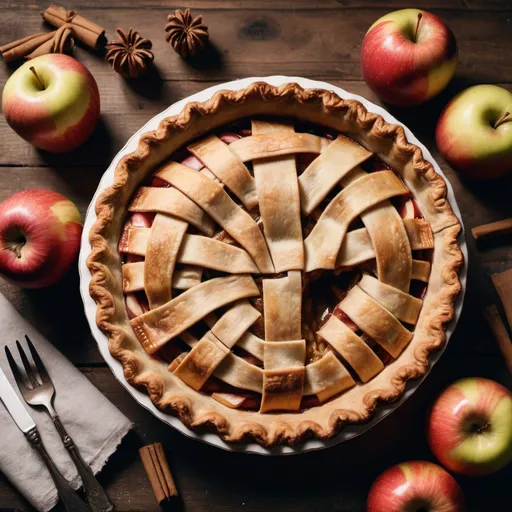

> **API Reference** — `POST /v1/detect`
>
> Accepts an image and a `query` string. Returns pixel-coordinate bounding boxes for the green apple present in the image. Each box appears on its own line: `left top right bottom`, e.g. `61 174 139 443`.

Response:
436 85 512 180
428 377 512 476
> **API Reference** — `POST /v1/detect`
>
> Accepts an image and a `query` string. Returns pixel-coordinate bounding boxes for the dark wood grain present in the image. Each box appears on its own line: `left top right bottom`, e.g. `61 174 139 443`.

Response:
0 1 469 11
1 1 511 511
0 7 511 86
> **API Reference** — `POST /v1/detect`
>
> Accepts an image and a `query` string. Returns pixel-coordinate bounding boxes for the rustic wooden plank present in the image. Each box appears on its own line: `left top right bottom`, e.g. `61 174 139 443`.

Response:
1 80 511 168
463 0 512 9
0 1 467 10
2 79 378 167
1 357 510 511
1 8 511 85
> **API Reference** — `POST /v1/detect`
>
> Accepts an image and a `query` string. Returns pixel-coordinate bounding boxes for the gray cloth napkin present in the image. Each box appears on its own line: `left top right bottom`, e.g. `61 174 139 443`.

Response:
0 293 132 511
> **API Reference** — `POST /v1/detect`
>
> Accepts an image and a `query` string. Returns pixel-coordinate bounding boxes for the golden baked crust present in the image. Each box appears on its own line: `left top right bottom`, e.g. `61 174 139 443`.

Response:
87 82 463 446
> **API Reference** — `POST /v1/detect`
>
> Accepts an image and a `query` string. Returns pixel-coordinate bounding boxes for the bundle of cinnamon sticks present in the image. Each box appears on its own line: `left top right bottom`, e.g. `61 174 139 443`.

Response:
473 218 512 373
0 5 105 63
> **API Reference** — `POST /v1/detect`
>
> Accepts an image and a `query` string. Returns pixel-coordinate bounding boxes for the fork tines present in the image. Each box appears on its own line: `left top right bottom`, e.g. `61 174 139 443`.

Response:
5 336 51 392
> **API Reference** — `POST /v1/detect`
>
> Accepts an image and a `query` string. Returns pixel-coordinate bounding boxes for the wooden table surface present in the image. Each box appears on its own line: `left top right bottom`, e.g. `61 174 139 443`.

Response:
1 1 511 511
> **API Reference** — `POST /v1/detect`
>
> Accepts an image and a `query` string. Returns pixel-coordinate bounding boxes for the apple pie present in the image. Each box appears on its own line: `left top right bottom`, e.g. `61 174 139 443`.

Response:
88 83 463 446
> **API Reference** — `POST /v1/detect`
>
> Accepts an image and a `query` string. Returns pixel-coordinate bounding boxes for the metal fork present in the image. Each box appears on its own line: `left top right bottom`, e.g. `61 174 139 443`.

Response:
5 336 115 512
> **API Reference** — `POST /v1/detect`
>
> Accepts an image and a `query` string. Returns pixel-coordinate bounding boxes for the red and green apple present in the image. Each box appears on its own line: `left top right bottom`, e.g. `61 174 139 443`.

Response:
428 377 512 477
2 54 100 153
361 9 457 106
436 85 512 180
0 190 82 288
367 460 464 512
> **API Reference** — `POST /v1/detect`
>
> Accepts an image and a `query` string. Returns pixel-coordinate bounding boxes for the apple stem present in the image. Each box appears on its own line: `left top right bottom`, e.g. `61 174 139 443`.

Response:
29 66 45 90
494 112 510 129
414 13 423 43
6 241 24 259
471 421 491 434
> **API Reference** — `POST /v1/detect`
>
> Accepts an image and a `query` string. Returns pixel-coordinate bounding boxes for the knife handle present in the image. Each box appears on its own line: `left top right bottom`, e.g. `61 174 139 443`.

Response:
26 426 90 512
52 414 114 512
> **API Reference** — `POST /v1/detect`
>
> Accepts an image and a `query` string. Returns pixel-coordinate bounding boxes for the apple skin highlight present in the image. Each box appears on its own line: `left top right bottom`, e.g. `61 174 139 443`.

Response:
2 54 100 153
361 9 457 106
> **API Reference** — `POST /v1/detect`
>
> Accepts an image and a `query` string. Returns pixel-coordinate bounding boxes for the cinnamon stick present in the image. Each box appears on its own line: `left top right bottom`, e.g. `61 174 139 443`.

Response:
139 443 178 504
0 32 55 63
483 305 512 374
491 268 512 328
472 218 512 242
41 5 105 49
27 25 74 60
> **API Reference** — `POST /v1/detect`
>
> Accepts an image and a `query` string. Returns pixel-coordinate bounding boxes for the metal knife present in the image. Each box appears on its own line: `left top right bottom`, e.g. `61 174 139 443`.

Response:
0 366 89 512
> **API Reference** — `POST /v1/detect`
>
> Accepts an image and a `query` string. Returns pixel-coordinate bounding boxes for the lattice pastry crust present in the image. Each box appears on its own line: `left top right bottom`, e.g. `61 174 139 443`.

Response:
88 83 463 446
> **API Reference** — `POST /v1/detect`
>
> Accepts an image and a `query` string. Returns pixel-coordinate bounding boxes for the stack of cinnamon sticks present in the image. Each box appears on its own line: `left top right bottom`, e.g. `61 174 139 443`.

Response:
473 218 512 373
0 5 105 63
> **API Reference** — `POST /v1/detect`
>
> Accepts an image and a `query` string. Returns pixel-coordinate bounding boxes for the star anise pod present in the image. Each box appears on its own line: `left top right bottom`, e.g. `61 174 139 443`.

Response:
106 28 154 78
165 9 209 59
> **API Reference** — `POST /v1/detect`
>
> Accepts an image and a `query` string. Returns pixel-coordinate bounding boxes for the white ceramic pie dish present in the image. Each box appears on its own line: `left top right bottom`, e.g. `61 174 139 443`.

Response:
78 76 468 455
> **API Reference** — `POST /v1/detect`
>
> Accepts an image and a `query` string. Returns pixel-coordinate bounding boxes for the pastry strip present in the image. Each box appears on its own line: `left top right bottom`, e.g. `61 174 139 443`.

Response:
358 274 423 325
123 263 201 292
359 202 412 292
403 218 434 249
236 332 264 360
131 275 260 354
304 171 409 271
260 368 305 413
336 219 434 268
261 325 306 412
211 300 261 349
317 315 383 382
229 132 330 162
173 332 229 391
303 351 355 401
263 271 302 341
411 260 431 282
252 121 304 272
214 353 263 393
340 286 412 358
187 135 258 210
155 162 274 273
339 165 412 291
178 234 259 273
120 228 258 273
128 186 215 236
299 135 372 215
144 214 188 309
263 340 305 369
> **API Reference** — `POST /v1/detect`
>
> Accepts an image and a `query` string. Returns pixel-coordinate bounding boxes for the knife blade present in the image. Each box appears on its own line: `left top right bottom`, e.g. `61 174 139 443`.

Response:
0 365 35 433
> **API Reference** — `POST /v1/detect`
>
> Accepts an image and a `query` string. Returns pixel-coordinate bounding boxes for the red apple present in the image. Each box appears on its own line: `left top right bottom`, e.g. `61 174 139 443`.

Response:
361 9 457 106
367 461 464 512
428 377 512 477
2 54 100 153
0 190 82 288
436 85 512 180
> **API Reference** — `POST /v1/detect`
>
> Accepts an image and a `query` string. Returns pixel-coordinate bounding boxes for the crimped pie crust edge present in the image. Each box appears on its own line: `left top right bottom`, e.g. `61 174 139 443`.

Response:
87 82 463 447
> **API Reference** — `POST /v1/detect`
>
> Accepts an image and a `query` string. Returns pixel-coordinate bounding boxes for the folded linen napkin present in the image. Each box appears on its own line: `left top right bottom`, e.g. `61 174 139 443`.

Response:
0 292 132 511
